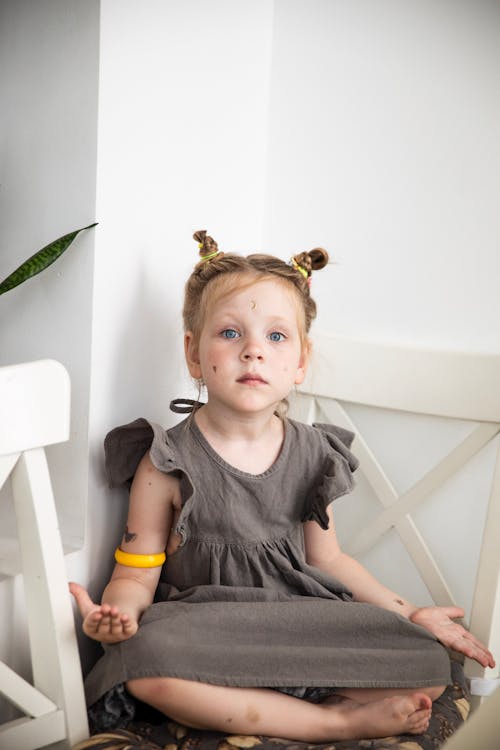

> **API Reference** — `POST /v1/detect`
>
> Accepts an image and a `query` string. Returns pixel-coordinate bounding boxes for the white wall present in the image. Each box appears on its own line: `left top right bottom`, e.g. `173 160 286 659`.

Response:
72 0 276 671
263 0 500 608
1 0 499 720
0 0 99 545
265 0 500 352
0 0 99 721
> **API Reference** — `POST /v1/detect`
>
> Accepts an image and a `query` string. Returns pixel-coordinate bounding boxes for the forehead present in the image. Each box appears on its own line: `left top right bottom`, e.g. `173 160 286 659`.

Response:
210 277 298 317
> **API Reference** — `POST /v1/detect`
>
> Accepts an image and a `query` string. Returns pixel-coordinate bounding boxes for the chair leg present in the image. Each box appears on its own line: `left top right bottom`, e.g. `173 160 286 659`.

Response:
10 448 89 747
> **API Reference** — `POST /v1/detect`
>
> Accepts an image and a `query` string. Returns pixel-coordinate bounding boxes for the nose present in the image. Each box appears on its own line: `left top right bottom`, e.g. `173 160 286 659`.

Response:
240 337 264 361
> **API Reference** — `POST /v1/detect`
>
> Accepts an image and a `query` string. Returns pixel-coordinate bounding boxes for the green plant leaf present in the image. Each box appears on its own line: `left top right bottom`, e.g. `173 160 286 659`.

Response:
0 222 97 296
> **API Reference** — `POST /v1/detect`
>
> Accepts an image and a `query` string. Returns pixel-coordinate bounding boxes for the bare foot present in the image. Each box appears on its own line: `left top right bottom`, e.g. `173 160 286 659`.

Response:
321 692 432 740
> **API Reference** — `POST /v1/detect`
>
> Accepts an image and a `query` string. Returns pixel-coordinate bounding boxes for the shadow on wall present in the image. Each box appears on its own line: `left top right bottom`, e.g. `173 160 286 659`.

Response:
79 266 184 675
109 266 185 425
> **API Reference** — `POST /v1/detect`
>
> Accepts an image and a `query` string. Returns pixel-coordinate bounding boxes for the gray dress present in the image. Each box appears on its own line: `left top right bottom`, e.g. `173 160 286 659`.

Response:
84 411 451 711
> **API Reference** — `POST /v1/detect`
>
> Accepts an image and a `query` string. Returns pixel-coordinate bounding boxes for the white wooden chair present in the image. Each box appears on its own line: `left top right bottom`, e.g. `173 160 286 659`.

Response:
291 334 500 720
438 673 500 749
0 360 89 749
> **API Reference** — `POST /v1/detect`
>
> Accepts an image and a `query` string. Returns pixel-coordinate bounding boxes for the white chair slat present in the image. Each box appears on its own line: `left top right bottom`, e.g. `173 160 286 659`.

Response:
0 359 70 455
10 449 89 742
305 333 500 422
315 397 400 508
466 440 500 683
394 518 457 607
310 397 455 606
300 395 458 606
0 662 57 717
0 711 66 750
0 454 19 492
349 423 500 557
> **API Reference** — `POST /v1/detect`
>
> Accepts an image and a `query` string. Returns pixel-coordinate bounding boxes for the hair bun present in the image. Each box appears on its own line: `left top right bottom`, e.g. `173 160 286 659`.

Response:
290 247 329 280
192 230 206 244
193 230 220 262
307 247 329 270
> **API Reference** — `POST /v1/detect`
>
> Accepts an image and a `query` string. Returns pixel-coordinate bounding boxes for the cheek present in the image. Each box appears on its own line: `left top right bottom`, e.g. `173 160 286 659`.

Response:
282 350 302 373
199 344 221 372
200 350 225 378
199 343 236 378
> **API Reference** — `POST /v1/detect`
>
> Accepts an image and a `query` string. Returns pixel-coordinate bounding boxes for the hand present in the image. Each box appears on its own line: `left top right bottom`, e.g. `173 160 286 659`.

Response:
410 606 496 669
69 582 139 644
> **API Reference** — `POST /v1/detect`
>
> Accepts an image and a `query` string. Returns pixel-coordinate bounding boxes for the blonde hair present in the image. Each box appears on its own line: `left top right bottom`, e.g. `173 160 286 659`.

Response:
184 230 329 352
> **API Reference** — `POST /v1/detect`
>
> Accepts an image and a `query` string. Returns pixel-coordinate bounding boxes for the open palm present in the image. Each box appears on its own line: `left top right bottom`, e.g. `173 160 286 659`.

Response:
69 582 139 644
410 606 495 668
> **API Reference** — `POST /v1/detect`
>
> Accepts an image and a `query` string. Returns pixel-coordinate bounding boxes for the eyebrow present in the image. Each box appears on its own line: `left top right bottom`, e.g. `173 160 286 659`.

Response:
213 313 293 326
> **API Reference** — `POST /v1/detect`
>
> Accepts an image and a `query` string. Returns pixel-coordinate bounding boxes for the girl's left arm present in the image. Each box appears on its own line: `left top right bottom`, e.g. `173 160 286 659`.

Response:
303 507 495 669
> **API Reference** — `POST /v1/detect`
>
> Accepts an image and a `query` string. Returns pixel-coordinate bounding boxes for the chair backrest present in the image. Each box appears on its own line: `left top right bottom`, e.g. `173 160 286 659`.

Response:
299 333 500 421
290 332 500 687
0 359 70 456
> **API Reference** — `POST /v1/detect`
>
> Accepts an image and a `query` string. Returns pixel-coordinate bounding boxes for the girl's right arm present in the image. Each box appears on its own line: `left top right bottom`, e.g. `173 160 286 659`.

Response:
70 452 179 644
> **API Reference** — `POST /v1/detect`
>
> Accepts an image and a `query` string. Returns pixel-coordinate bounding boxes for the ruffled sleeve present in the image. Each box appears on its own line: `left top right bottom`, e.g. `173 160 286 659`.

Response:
301 422 360 530
104 417 182 488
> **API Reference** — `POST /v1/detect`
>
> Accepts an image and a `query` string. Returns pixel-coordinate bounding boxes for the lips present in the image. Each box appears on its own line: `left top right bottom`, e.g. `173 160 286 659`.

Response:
237 373 267 385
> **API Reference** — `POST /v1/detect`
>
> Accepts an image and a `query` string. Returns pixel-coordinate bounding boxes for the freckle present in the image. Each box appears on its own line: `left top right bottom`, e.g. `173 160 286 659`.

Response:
148 481 152 486
246 706 260 723
226 717 233 723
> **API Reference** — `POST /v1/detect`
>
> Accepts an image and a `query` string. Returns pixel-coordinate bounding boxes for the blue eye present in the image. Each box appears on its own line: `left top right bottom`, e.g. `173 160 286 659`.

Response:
221 328 240 339
268 331 286 342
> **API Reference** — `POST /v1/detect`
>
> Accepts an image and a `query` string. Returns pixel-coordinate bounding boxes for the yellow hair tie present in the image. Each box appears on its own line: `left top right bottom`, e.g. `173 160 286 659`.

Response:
200 250 220 263
290 257 308 279
114 547 166 568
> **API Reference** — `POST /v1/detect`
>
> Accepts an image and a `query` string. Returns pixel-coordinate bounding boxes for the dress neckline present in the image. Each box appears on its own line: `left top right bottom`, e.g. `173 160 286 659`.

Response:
189 417 290 479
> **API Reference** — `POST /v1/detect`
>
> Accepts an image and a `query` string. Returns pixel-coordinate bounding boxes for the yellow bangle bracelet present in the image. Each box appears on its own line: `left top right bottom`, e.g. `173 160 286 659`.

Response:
114 547 166 568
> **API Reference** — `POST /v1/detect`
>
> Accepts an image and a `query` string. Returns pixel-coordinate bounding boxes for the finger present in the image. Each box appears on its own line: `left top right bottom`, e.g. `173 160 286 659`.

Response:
109 610 127 634
69 582 97 618
84 609 104 634
462 631 489 653
96 611 135 640
99 605 121 633
449 637 492 668
463 631 495 657
439 607 465 620
105 608 131 635
453 632 496 667
121 615 136 634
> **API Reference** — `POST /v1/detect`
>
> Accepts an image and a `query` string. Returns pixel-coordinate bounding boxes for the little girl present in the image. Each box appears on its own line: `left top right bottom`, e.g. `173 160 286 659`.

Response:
71 231 494 742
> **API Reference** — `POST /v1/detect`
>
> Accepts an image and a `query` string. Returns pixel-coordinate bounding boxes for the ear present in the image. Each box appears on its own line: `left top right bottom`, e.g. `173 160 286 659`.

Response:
184 332 202 380
294 345 310 386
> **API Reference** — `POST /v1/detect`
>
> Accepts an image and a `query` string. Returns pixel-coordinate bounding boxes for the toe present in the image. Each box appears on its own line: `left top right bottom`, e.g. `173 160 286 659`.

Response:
413 692 432 711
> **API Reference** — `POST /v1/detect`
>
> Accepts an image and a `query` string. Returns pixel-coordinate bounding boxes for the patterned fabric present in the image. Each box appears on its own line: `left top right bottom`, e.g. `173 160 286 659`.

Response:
74 660 469 750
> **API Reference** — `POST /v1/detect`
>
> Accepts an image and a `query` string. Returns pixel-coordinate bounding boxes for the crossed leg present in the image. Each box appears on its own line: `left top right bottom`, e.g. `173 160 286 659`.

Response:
126 677 445 742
